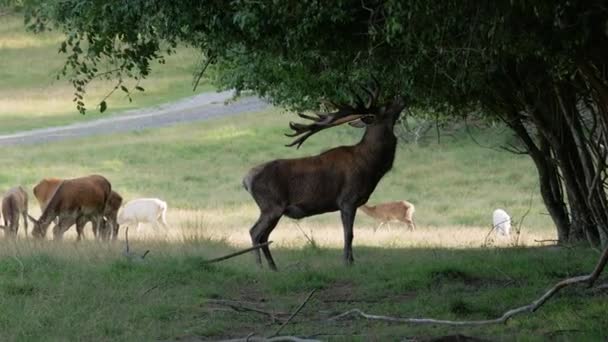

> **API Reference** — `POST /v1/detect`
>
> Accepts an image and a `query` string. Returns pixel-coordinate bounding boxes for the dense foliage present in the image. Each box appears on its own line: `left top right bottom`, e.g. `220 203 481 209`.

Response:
15 0 608 247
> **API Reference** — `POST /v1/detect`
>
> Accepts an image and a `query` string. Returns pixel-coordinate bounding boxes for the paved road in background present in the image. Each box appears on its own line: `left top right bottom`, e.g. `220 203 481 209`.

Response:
0 91 269 146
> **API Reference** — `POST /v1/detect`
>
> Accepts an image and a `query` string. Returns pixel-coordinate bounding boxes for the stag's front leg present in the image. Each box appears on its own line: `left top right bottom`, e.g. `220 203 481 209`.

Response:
340 206 356 266
249 211 281 271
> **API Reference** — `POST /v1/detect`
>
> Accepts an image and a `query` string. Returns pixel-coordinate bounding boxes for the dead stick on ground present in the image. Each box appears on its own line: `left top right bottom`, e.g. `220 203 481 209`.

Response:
329 246 608 326
218 335 321 342
293 221 314 245
270 289 317 337
203 241 273 264
206 299 287 323
123 226 150 260
535 239 560 244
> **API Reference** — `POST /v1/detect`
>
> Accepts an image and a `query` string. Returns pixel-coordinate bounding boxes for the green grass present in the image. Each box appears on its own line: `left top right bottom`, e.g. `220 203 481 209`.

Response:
0 15 213 133
0 240 604 341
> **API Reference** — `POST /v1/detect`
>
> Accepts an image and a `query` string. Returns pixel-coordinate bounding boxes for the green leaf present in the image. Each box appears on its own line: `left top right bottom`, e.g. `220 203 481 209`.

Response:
100 101 107 113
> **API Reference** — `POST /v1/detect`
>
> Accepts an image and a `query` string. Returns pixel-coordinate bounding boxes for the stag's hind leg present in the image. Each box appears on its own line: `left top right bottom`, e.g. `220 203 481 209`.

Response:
249 210 282 271
340 206 357 266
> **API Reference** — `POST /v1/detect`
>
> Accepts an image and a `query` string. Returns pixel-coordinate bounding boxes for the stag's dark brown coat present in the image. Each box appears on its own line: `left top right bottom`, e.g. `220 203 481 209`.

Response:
243 96 406 270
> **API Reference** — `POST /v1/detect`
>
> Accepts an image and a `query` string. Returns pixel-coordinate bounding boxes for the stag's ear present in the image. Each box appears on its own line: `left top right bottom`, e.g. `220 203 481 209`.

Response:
27 214 38 224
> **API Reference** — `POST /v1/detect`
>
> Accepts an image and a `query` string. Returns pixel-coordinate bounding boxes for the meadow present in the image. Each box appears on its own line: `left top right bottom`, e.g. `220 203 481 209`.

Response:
0 12 606 342
0 15 212 133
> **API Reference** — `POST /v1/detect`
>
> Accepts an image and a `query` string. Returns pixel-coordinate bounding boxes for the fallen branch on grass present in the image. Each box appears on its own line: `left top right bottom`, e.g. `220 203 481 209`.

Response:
202 241 273 264
270 289 317 337
535 239 560 244
123 227 150 261
217 336 321 342
206 299 287 323
329 246 608 326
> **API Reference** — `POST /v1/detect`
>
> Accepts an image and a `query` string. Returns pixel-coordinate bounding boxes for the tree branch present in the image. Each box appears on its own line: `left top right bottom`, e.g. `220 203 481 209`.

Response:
202 241 273 264
193 54 215 91
270 289 317 338
217 336 321 342
206 299 287 323
329 246 608 326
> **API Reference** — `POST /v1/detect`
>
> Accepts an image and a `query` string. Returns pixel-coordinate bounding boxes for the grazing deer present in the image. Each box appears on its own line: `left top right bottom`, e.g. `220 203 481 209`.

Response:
33 177 62 212
359 201 416 231
102 190 123 240
243 83 406 270
34 178 120 240
117 198 168 234
1 186 29 238
28 175 112 240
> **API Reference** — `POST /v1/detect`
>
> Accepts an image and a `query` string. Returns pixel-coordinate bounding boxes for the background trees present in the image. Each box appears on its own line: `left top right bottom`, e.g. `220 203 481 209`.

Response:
19 0 608 247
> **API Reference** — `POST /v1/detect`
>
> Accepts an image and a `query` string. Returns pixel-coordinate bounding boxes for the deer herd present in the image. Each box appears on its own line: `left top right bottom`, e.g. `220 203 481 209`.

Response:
2 83 425 271
0 175 169 241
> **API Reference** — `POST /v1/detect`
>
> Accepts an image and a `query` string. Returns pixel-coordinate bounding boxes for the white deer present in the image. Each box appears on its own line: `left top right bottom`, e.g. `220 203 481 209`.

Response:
492 208 511 236
359 200 416 231
117 198 168 233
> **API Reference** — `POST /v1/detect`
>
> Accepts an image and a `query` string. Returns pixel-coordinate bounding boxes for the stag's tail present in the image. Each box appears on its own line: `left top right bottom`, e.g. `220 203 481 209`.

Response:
242 164 266 194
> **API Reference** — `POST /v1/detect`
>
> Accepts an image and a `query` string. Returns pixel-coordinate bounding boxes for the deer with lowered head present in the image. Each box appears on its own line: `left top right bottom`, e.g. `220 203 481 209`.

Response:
243 83 406 270
1 186 29 238
359 200 416 231
28 175 112 240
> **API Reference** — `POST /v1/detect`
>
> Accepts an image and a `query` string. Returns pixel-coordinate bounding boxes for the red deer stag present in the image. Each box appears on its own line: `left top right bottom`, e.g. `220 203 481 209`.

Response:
28 175 112 240
1 186 29 238
359 201 416 231
243 84 406 270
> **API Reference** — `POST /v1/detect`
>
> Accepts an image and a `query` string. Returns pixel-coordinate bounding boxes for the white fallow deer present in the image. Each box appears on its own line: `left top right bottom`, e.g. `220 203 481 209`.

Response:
492 208 511 237
117 198 168 234
359 201 416 231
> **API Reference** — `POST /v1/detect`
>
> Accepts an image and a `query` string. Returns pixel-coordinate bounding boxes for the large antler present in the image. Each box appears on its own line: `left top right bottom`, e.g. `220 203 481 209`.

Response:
286 81 381 148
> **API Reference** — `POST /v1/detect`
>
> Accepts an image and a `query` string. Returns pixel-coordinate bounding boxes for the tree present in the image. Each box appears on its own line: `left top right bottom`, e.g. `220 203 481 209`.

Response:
19 0 608 248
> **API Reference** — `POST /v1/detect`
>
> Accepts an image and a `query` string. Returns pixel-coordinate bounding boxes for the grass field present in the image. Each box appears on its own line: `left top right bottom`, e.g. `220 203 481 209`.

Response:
0 15 212 133
0 109 606 340
0 11 606 342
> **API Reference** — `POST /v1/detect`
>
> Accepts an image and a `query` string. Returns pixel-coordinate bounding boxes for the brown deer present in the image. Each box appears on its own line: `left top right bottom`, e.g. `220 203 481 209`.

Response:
102 190 123 240
33 178 120 240
28 175 112 240
33 177 62 212
243 84 406 270
359 201 416 231
1 186 29 238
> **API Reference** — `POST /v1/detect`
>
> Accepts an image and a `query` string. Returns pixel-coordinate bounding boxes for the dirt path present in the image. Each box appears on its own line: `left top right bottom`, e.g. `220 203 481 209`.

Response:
0 90 269 146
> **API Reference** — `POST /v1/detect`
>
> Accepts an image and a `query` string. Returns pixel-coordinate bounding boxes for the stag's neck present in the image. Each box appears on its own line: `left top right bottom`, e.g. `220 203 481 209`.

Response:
355 123 398 178
360 123 396 148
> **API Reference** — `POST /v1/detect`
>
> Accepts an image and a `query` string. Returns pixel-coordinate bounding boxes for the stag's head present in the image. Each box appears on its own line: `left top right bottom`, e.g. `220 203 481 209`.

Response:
285 80 405 148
